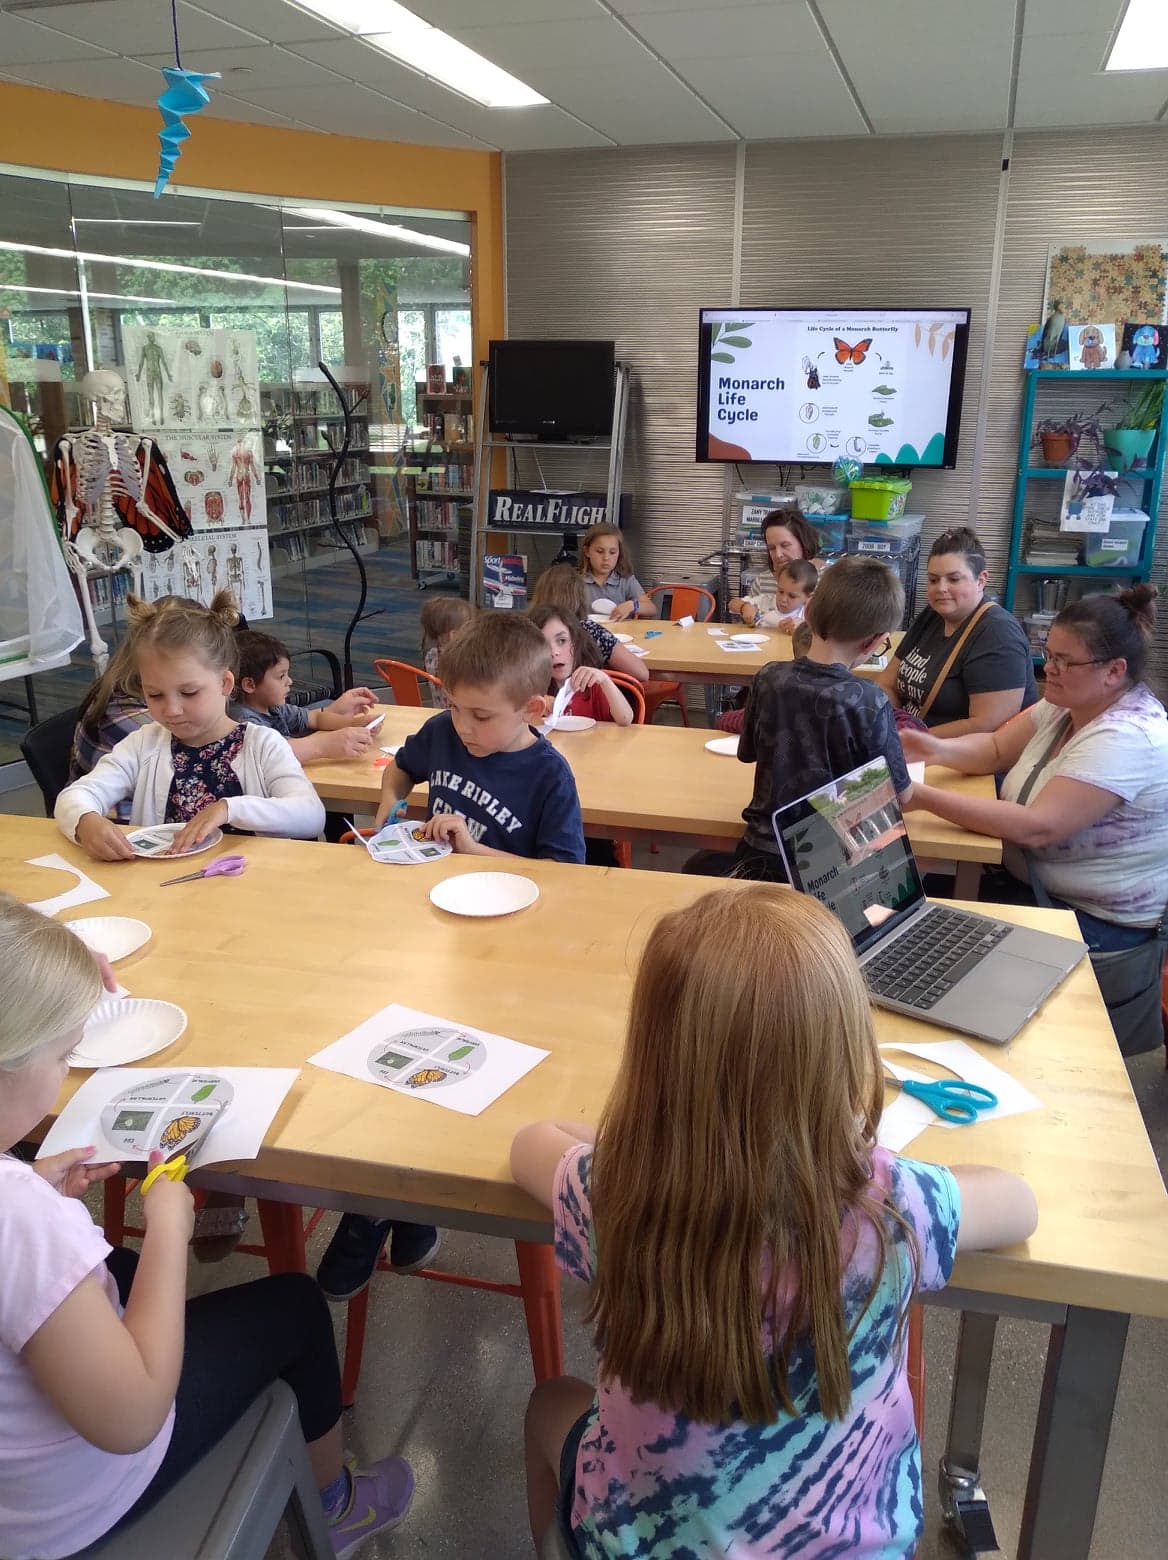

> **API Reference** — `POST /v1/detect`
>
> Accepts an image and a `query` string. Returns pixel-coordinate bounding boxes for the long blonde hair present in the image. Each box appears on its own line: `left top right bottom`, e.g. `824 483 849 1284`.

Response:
587 884 914 1425
0 893 103 1070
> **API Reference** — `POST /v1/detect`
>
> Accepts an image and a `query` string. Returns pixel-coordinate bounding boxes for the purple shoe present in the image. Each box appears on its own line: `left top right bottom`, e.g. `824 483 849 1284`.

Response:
329 1455 415 1558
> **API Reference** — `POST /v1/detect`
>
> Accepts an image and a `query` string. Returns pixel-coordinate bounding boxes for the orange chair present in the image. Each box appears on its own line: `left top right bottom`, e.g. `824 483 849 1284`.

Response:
646 584 717 623
606 671 646 725
372 657 442 706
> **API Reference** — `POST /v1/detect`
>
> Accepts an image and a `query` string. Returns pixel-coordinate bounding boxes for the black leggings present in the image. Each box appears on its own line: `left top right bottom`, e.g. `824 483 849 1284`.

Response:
106 1250 343 1524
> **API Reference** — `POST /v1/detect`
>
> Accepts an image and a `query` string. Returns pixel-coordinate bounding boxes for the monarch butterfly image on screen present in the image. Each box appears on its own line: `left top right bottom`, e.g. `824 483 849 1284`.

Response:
834 337 873 365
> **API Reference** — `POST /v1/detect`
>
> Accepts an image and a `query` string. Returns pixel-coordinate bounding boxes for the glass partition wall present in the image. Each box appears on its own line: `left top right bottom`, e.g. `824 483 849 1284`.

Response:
0 166 471 769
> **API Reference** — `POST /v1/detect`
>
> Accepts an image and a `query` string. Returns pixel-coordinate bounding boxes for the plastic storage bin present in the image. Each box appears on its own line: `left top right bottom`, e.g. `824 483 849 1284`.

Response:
795 481 848 515
811 516 848 553
849 476 913 520
1081 510 1149 569
845 513 925 555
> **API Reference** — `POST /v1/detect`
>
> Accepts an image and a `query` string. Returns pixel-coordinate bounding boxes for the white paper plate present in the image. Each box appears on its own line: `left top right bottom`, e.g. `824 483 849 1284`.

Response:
554 715 596 732
612 632 633 643
588 612 612 624
734 633 769 644
65 916 151 962
429 873 540 918
705 735 740 756
70 997 188 1068
127 823 223 859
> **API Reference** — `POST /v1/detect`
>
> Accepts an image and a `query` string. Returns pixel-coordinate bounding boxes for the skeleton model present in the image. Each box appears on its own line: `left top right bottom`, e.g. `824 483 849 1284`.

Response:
206 543 218 591
228 436 260 523
49 370 191 672
135 331 173 425
227 542 245 607
256 537 267 616
182 544 202 596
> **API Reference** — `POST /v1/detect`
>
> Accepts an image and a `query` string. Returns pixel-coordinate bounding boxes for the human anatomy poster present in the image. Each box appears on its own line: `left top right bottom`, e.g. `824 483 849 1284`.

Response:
38 1066 299 1168
698 308 968 466
123 327 259 432
310 1002 548 1116
141 528 272 620
171 432 265 531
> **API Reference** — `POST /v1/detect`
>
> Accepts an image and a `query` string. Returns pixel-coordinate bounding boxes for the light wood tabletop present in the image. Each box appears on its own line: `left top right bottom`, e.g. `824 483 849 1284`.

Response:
6 814 1168 1320
609 621 903 684
306 705 1003 880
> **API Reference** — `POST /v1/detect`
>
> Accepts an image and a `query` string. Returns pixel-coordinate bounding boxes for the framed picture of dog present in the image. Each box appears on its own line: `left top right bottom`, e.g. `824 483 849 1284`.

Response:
1067 322 1116 372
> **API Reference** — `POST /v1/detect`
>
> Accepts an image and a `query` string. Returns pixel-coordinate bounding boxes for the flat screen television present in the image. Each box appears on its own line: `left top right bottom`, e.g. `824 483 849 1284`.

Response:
696 307 971 468
488 339 615 438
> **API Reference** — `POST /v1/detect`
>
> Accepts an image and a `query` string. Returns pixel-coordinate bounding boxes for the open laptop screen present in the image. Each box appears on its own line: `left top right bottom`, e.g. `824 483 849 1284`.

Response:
773 758 926 956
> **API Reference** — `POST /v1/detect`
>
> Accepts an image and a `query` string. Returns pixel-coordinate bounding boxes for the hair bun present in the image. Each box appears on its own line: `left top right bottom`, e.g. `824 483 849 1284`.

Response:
125 593 159 629
1116 582 1158 638
208 589 241 629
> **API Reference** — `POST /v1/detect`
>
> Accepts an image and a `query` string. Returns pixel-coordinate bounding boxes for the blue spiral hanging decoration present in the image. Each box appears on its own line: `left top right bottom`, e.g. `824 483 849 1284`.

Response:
153 3 219 198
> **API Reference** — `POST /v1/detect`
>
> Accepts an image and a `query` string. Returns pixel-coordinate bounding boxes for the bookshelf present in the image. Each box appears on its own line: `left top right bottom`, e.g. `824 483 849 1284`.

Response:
261 382 378 576
407 378 473 591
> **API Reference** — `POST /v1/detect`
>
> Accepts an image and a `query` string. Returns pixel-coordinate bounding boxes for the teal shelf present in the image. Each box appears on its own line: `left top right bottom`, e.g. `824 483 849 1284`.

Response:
1014 562 1145 576
1032 368 1168 381
1021 466 1155 480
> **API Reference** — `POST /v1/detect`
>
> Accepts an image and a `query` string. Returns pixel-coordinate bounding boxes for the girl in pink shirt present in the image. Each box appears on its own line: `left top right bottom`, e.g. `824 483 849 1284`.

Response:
0 894 412 1560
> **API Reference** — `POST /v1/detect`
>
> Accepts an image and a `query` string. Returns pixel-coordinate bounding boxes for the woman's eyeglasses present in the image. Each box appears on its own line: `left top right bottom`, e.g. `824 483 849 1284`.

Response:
1041 650 1108 675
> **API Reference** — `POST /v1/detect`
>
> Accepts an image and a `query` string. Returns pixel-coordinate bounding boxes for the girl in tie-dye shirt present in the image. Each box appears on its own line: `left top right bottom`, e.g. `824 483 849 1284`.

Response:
512 885 1037 1558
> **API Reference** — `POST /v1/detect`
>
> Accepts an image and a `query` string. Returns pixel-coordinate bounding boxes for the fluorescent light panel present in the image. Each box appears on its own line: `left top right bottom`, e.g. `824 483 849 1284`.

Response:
0 241 341 296
73 219 201 227
0 282 177 305
288 1 548 108
288 206 469 255
1106 0 1168 69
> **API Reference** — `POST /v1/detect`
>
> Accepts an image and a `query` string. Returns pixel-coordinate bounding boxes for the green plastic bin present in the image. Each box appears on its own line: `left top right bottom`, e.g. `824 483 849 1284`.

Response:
848 477 913 520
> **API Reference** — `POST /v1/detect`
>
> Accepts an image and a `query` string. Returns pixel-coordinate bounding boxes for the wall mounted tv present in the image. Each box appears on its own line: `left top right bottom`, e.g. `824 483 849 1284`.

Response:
489 339 615 439
696 307 972 468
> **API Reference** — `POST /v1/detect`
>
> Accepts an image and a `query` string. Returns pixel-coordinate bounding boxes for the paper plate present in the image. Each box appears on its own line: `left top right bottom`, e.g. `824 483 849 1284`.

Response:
733 633 769 644
588 612 612 624
429 873 540 918
70 998 188 1069
554 715 596 732
612 632 633 643
65 916 151 962
127 823 223 859
705 735 740 756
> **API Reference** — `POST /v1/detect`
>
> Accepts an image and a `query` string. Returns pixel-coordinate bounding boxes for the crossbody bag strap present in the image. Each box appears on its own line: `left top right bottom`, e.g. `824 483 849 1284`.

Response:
916 600 994 723
1014 711 1072 809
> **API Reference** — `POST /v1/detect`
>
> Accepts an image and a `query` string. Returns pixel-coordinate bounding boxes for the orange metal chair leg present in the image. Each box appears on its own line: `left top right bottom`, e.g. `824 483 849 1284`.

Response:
257 1199 308 1273
103 1176 128 1246
515 1239 564 1383
342 1288 371 1409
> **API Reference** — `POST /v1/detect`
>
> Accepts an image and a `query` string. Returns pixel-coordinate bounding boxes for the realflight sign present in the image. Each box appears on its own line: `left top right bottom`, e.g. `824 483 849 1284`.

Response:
486 490 629 532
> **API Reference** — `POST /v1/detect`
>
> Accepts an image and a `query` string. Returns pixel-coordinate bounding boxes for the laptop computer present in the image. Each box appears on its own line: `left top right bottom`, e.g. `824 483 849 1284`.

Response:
773 757 1086 1044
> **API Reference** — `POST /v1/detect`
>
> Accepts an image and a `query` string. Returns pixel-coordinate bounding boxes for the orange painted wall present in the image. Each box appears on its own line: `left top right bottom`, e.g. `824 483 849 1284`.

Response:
0 82 503 373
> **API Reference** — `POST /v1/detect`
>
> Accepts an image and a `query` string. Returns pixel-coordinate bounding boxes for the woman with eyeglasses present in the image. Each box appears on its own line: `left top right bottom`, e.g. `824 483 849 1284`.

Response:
874 528 1037 735
900 586 1167 1053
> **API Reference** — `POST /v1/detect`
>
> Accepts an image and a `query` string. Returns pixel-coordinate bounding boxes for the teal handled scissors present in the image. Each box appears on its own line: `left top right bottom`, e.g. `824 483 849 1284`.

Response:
883 1072 998 1124
160 854 247 887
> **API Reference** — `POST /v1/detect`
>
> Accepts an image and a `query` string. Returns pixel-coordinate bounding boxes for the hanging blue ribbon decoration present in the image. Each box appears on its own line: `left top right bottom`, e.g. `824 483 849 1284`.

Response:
153 66 219 198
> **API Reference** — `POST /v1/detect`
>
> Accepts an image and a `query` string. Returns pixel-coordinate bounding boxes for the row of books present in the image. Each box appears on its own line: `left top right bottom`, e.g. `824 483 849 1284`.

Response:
268 459 366 493
423 412 470 442
416 539 458 572
412 500 463 532
416 463 471 492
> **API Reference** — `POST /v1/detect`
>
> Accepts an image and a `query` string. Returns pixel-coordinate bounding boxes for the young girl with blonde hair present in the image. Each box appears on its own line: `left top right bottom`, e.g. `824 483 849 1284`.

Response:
513 885 1036 1558
578 523 657 622
55 591 324 860
0 894 413 1559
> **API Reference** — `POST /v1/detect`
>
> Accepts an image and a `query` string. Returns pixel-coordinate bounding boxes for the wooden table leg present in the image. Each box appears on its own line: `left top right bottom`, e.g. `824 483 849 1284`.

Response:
953 860 982 900
515 1240 564 1383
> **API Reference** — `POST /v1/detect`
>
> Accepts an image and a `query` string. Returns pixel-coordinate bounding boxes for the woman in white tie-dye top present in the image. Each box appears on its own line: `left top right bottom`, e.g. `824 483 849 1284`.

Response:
512 886 1037 1558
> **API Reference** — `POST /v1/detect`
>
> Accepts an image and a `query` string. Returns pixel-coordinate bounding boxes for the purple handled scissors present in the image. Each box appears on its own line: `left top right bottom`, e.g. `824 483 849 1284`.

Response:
160 854 247 887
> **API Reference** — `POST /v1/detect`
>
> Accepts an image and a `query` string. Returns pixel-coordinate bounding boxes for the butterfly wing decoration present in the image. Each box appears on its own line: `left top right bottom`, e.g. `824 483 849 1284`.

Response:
834 337 874 365
114 438 194 552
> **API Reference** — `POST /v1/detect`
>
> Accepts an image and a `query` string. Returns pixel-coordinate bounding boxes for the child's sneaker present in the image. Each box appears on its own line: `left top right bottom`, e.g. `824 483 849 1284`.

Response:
316 1215 393 1301
389 1222 441 1274
328 1455 415 1558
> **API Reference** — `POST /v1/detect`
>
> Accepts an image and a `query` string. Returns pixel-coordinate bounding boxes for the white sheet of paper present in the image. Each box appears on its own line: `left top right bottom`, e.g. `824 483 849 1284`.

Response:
38 1066 299 1168
676 614 695 628
717 638 760 653
880 1040 1042 1130
908 761 925 785
627 646 650 658
309 1001 548 1117
877 1092 936 1153
541 682 573 733
26 855 111 916
707 627 727 636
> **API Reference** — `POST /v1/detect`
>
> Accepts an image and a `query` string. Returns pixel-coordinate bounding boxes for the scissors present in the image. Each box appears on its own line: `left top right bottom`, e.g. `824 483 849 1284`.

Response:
883 1073 998 1124
160 854 247 887
140 1153 190 1194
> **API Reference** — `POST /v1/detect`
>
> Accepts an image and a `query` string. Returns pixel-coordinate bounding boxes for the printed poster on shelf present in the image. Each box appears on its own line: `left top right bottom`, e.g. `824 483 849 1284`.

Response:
123 326 259 432
140 528 272 621
171 432 265 531
1058 469 1119 533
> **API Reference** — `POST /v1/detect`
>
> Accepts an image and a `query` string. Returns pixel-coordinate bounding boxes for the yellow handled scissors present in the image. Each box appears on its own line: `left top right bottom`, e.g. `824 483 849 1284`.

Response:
140 1154 190 1194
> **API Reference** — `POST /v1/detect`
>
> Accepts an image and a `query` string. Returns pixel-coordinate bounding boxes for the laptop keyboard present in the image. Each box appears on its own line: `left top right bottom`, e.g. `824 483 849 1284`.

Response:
864 906 1013 1010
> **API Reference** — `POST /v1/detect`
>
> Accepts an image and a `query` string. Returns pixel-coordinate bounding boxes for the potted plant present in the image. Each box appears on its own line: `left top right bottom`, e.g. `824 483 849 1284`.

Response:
1032 406 1107 467
1102 381 1164 472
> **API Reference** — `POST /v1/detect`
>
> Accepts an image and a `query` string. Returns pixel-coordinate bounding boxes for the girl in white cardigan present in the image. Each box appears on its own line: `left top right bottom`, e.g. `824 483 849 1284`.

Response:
56 591 325 861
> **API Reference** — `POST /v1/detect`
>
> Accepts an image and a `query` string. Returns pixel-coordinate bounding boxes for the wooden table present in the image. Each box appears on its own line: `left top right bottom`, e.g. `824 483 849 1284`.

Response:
7 816 1165 1559
306 705 1002 896
612 621 903 685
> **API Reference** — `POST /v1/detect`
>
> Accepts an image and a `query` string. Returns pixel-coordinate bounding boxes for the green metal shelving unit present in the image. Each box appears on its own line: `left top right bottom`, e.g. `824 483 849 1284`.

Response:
1004 368 1168 613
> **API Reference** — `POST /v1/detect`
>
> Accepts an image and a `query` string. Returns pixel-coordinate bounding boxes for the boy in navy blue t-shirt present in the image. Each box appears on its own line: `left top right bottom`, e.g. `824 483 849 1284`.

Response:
317 613 585 1301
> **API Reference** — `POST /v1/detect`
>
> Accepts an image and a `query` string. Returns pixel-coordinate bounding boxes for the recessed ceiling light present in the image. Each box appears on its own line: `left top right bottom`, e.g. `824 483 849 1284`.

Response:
288 206 470 255
1105 0 1168 70
0 241 341 296
0 282 177 305
287 1 548 108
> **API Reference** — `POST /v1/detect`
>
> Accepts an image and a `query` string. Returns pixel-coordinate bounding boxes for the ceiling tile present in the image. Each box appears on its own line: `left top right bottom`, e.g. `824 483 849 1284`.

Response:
188 0 348 43
630 3 822 59
449 17 636 72
1 54 163 105
1015 62 1168 128
199 91 314 129
8 0 264 56
821 0 1018 79
410 1 599 21
611 0 791 12
239 81 487 146
532 60 737 142
0 13 112 64
1024 0 1125 34
1018 30 1124 79
135 44 348 91
681 54 867 138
